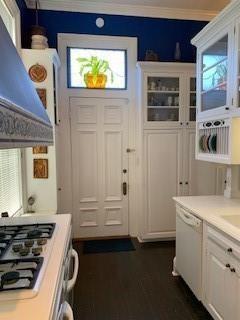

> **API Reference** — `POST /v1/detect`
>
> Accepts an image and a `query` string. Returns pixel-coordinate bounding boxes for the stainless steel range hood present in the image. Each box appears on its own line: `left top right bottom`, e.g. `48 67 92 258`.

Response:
0 16 53 149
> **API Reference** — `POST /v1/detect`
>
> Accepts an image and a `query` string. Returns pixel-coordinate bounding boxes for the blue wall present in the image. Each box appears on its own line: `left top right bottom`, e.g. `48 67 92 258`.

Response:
18 6 207 62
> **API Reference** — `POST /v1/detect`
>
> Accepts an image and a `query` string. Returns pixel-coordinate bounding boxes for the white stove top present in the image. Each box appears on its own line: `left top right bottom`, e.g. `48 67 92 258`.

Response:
0 222 57 301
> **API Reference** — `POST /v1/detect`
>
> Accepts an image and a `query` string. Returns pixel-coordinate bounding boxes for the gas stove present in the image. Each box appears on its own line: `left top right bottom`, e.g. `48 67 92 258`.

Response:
0 223 56 300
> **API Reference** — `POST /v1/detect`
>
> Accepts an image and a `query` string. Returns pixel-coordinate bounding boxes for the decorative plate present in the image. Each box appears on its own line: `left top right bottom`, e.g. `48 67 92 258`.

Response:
29 64 47 83
199 135 205 152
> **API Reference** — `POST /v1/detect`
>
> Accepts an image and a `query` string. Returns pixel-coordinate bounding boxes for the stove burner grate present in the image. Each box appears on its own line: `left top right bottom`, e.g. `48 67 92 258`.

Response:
0 258 43 292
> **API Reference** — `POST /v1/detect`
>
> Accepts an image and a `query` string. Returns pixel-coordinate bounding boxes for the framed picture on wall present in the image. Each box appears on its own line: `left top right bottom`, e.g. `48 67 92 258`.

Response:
36 88 47 109
33 159 48 179
32 146 48 154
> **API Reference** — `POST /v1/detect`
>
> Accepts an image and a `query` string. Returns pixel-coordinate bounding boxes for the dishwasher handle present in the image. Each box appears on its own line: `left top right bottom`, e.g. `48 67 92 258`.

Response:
177 208 201 228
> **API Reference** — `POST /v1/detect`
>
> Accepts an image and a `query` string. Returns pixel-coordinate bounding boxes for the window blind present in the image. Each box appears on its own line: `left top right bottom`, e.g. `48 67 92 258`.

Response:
0 149 22 216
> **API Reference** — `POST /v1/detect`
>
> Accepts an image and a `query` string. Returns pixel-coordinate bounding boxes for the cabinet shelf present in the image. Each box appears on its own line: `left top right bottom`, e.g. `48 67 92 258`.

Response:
147 90 179 94
147 105 179 109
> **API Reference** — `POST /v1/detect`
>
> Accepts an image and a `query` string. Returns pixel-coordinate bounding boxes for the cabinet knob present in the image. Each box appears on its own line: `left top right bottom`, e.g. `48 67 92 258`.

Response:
227 248 233 253
186 122 189 126
185 182 189 185
179 182 183 185
231 268 236 273
226 264 230 268
180 122 183 126
225 107 229 111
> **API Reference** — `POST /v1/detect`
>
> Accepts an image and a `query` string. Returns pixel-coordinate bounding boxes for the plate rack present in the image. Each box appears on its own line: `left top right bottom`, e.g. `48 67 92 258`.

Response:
196 117 240 164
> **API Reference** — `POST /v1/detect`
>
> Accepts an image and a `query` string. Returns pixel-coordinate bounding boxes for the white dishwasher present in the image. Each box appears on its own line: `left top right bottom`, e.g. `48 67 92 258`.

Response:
175 205 203 300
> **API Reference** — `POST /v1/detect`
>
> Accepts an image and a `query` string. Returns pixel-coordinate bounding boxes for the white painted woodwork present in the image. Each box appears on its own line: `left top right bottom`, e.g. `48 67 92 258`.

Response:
137 62 220 241
143 129 182 238
57 34 138 237
25 0 229 21
70 98 129 238
192 0 240 164
205 226 240 320
21 49 60 214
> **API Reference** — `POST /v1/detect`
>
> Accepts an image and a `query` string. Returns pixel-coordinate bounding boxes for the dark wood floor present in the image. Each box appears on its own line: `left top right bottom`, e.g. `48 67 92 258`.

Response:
73 239 212 320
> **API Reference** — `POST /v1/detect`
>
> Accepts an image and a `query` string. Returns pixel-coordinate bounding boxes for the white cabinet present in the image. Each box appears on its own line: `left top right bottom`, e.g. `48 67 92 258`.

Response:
204 226 240 320
192 1 240 164
142 130 183 239
137 62 221 240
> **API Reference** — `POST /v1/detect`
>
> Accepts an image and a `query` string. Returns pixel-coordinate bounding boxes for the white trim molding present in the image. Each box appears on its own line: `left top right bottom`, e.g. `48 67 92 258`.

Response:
25 0 219 22
4 0 21 51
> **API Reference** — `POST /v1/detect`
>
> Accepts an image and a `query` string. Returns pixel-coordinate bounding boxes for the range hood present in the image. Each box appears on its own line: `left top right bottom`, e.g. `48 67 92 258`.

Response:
0 16 53 149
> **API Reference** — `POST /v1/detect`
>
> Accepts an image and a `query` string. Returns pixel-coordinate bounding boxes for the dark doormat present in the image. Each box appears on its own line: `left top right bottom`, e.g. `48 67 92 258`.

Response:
83 238 136 254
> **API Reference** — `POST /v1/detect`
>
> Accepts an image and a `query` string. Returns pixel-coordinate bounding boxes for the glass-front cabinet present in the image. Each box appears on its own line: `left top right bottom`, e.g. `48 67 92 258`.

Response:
138 63 196 129
189 77 196 122
146 76 180 123
200 35 228 113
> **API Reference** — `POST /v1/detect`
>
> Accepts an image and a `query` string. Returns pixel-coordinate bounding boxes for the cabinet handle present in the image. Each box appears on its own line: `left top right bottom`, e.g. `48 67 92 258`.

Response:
185 182 189 185
180 122 183 126
231 268 236 273
226 264 230 268
179 182 183 185
225 107 229 111
186 122 189 126
227 248 233 253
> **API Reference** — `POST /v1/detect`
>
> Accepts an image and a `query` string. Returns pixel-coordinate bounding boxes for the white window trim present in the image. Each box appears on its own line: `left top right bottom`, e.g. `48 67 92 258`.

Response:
3 0 21 51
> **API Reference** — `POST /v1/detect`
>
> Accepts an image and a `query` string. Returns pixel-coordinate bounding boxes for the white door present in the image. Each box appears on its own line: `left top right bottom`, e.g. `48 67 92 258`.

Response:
142 129 183 239
70 97 129 238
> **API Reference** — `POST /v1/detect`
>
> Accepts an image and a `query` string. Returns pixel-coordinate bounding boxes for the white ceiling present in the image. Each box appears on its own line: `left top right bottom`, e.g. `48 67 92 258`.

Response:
26 0 231 21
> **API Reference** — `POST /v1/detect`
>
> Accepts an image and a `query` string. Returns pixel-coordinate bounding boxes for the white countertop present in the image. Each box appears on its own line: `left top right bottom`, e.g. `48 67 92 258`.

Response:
173 196 240 242
0 214 72 320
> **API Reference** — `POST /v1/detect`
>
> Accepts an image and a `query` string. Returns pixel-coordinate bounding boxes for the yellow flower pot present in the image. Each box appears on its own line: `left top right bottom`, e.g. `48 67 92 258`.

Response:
84 73 107 88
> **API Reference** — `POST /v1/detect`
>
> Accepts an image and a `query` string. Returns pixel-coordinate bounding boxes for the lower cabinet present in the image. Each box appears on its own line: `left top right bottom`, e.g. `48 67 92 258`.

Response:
140 129 221 240
205 227 240 320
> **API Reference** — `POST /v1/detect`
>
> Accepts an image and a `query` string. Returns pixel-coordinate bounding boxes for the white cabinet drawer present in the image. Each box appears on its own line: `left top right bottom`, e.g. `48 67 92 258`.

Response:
207 225 240 263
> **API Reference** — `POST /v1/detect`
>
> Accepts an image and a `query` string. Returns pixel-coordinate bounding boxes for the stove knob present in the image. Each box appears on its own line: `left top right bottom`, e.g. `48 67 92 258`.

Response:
25 240 34 248
37 238 47 246
19 247 30 256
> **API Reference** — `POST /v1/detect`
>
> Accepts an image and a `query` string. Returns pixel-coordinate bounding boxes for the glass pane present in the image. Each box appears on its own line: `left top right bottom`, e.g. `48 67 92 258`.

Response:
189 108 196 122
190 78 196 92
201 35 228 111
68 48 127 89
148 108 179 121
147 77 179 91
148 92 179 106
190 93 196 107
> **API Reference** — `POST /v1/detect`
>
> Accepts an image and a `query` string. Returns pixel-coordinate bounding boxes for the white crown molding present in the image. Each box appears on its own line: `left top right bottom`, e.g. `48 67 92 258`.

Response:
24 0 218 21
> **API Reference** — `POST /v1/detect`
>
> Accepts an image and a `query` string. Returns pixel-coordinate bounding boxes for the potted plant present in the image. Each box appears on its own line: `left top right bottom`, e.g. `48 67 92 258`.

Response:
77 56 114 88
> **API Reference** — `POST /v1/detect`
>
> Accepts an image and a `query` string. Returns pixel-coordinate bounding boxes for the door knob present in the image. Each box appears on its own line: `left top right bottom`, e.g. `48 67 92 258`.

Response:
126 148 135 153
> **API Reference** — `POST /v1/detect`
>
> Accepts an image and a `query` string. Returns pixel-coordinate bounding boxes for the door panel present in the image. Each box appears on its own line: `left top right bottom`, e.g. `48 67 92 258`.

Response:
206 239 227 320
143 129 183 238
70 97 129 238
77 131 98 203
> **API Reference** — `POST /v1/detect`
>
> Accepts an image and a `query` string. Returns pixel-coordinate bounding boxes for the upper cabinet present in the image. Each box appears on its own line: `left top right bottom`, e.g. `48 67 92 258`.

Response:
192 0 240 164
137 62 196 129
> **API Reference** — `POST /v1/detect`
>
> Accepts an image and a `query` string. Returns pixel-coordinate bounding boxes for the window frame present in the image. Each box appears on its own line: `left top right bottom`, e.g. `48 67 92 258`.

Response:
0 0 21 51
0 0 24 217
67 46 128 90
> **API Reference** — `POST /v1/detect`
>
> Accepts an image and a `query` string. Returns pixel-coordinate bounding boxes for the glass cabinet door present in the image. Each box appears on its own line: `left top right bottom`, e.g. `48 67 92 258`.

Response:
147 76 180 122
189 77 196 121
201 35 228 112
